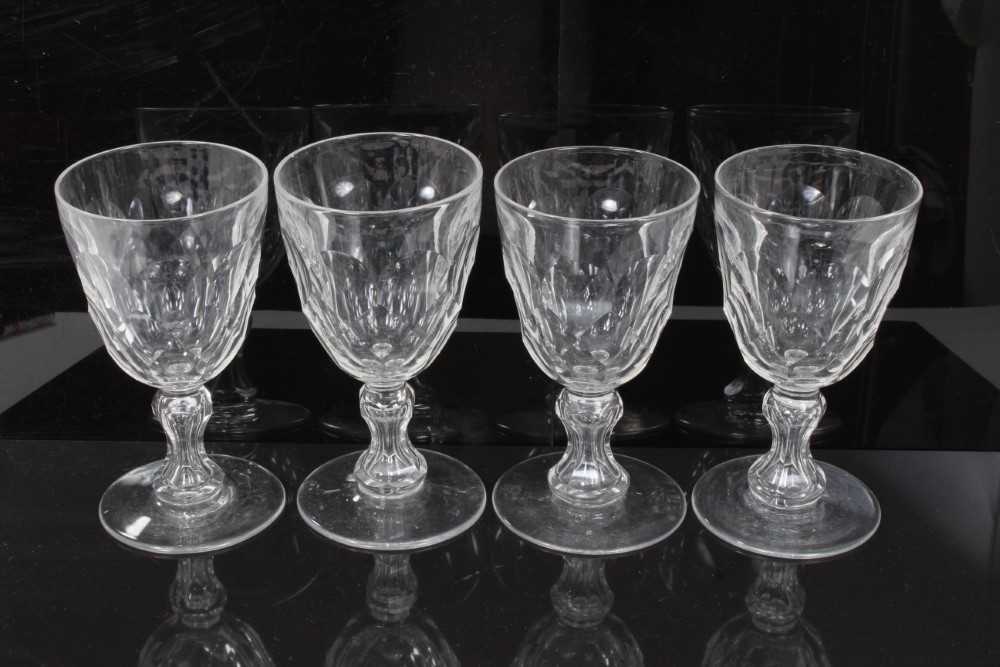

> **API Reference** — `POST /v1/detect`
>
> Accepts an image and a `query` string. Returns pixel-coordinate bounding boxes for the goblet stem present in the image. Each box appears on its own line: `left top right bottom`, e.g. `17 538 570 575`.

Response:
367 554 417 623
551 557 613 628
748 388 827 509
354 382 428 497
152 387 227 512
746 559 804 634
549 389 629 507
171 557 226 625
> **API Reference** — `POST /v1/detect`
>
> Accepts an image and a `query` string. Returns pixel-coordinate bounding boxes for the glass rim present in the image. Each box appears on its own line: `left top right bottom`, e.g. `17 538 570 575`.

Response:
493 144 700 226
53 140 268 225
273 131 483 217
498 104 673 121
687 103 859 119
714 143 924 226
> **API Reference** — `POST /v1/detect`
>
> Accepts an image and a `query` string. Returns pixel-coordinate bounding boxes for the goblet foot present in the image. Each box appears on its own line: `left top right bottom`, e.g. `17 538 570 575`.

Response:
692 455 880 560
99 454 286 555
296 450 486 551
496 406 671 442
674 400 842 443
207 398 311 438
492 453 686 556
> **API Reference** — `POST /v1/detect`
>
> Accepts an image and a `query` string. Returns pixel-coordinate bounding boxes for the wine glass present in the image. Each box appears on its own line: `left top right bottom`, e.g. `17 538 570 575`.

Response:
139 556 276 666
702 558 829 667
492 145 698 555
310 104 482 445
496 105 676 442
512 556 643 667
136 107 312 439
676 105 860 443
692 144 922 559
325 553 459 667
276 132 486 550
55 141 285 554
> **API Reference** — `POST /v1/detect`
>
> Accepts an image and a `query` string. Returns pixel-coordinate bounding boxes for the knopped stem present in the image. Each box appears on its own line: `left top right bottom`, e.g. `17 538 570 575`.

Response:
367 554 417 623
551 557 613 628
748 388 827 509
549 389 629 507
354 382 427 497
153 387 228 513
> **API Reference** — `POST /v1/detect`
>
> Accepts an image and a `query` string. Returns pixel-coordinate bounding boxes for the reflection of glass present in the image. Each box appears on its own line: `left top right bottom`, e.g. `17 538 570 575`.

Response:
702 559 829 667
692 144 922 559
677 105 860 444
496 105 676 442
137 107 312 439
277 133 486 550
140 556 276 666
311 104 482 444
492 146 696 555
513 556 643 667
326 553 459 667
56 141 285 554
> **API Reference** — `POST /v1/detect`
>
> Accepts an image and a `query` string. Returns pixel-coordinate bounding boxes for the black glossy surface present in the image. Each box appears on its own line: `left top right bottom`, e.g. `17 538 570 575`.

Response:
0 439 996 665
2 321 997 451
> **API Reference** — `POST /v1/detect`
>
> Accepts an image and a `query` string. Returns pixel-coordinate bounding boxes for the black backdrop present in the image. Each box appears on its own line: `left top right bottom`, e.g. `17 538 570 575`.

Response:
1 0 993 317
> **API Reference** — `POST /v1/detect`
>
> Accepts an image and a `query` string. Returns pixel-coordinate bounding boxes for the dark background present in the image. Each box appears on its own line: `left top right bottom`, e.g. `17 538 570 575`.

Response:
1 0 996 319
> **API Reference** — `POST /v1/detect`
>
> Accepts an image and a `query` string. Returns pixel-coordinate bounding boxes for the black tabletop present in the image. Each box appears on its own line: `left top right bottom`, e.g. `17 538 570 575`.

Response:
1 320 998 665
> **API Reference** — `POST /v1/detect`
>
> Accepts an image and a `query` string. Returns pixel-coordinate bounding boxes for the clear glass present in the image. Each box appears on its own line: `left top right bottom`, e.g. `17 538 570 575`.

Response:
492 145 698 555
139 556 276 666
513 556 642 667
692 143 923 559
676 105 860 444
276 132 486 550
55 140 286 554
702 558 829 666
496 105 676 442
136 107 312 439
310 105 482 444
326 553 459 666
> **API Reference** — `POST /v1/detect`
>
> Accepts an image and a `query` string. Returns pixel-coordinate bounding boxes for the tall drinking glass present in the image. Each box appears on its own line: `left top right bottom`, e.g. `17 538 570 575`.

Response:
276 132 486 550
55 141 285 554
692 144 922 559
493 145 698 555
136 107 312 438
311 104 482 444
496 105 676 442
676 105 860 443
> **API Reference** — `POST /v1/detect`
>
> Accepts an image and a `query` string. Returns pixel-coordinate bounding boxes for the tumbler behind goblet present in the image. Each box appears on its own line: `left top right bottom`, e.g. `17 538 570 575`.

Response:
55 140 285 554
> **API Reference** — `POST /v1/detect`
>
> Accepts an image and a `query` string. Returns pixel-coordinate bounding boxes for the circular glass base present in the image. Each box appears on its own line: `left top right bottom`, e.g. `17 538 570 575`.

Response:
674 400 842 443
206 398 311 438
99 454 286 556
496 407 670 442
692 455 880 560
492 453 687 556
297 450 486 551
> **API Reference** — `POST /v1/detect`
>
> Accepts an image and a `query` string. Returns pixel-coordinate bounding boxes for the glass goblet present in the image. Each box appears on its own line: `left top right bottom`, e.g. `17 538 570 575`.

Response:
55 141 286 554
496 105 676 443
692 144 923 559
136 107 312 439
676 105 860 444
492 146 698 555
139 556 276 667
276 132 486 551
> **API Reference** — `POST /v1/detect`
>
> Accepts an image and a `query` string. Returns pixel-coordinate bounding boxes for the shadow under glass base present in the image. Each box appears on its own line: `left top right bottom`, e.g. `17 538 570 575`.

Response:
296 450 486 551
207 398 311 439
674 400 842 443
692 455 880 560
99 454 286 556
492 452 687 556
